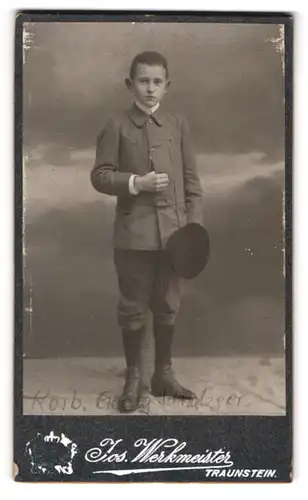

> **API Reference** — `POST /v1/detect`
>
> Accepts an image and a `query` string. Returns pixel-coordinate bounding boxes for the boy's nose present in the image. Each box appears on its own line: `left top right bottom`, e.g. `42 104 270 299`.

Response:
147 82 155 93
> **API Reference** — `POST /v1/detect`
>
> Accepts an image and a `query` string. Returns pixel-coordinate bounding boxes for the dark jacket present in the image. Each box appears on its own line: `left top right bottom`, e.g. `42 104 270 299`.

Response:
91 103 203 249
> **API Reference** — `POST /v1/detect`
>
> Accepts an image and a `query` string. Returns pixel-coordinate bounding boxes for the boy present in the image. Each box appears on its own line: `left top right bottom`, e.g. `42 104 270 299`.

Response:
91 51 203 413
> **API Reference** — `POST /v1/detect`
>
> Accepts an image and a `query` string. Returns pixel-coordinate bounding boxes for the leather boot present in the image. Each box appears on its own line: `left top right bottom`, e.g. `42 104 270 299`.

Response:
118 327 144 413
151 323 197 399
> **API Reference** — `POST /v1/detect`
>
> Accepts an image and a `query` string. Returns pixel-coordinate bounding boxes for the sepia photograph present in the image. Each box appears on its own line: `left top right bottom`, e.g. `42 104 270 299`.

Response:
22 19 286 417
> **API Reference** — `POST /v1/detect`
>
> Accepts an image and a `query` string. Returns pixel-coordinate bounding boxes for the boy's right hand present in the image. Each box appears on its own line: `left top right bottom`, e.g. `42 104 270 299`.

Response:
134 171 170 193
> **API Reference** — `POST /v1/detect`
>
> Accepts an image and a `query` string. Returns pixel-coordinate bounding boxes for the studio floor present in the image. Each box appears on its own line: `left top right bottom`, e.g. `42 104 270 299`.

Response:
23 356 286 416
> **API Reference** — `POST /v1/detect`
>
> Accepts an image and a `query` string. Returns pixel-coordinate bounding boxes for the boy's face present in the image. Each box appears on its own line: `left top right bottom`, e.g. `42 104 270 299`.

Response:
126 63 170 108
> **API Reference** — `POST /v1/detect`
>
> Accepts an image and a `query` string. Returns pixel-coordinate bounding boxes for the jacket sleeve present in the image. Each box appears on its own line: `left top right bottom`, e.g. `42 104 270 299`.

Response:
90 117 132 196
181 116 204 224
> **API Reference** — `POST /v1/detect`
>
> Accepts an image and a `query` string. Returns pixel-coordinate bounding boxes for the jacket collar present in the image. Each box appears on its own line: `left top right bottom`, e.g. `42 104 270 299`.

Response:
127 102 165 128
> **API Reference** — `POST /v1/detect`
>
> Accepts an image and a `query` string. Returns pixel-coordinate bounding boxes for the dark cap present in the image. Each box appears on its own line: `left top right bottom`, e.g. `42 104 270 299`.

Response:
166 223 210 279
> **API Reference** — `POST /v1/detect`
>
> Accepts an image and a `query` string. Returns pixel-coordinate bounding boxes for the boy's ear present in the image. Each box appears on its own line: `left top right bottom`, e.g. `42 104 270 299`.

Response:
125 78 132 91
165 80 171 91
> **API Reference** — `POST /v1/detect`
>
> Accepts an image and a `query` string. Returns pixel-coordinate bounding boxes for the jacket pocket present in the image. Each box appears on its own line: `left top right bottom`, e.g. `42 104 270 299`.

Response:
151 134 173 148
121 130 139 145
116 197 133 215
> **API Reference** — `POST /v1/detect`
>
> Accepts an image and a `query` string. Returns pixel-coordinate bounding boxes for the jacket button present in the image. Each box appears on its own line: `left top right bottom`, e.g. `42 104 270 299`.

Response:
148 116 153 124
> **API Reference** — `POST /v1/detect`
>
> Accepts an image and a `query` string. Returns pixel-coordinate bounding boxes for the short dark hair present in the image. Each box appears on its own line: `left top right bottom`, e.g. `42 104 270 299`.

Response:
130 51 169 80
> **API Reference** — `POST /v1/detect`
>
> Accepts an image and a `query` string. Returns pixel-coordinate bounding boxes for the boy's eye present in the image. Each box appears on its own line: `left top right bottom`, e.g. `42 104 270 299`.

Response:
138 78 163 85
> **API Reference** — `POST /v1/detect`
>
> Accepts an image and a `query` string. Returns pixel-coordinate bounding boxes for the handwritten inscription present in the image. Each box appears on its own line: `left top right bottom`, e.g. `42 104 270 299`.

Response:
23 386 283 414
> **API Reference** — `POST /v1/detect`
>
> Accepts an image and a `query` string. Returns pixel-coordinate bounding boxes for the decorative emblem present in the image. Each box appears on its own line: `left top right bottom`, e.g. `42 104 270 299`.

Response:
25 431 78 476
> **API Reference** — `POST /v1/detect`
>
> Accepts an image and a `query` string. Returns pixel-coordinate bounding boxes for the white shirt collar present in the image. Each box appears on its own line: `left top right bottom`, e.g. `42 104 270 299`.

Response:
134 100 160 116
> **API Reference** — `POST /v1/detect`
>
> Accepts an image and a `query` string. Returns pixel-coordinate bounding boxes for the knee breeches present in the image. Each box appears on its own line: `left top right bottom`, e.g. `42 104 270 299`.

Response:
113 249 182 331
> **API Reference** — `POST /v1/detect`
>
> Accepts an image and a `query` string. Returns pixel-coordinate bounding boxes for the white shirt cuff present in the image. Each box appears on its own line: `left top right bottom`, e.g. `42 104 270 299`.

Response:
129 175 139 195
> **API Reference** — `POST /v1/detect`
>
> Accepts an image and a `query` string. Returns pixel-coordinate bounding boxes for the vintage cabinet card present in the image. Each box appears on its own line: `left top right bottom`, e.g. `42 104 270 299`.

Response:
14 11 292 482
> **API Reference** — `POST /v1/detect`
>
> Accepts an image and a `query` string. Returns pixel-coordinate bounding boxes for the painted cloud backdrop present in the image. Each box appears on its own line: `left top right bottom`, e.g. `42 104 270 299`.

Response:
23 22 285 357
